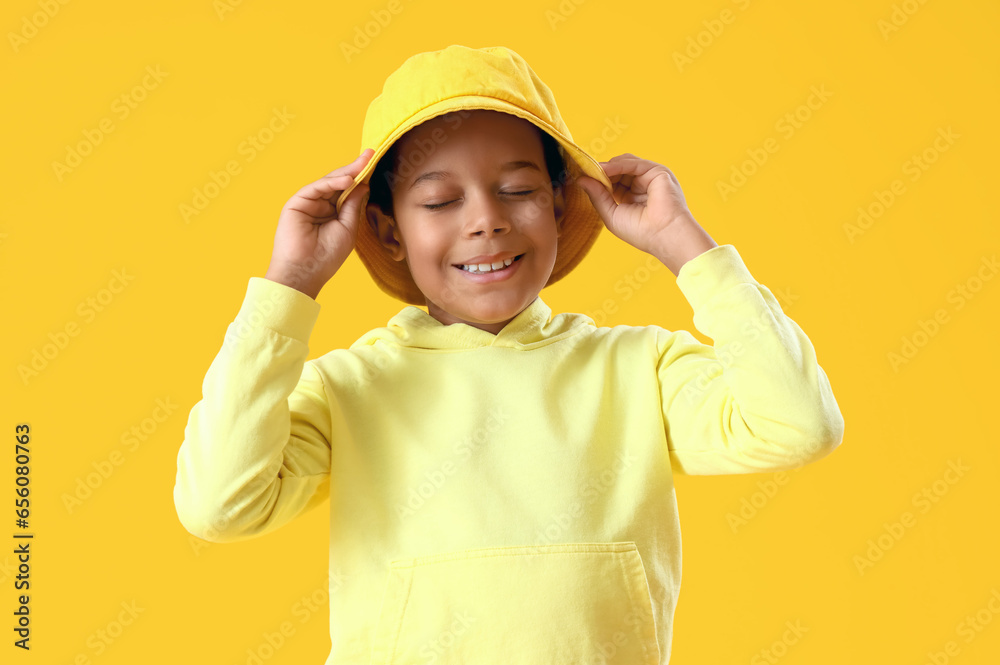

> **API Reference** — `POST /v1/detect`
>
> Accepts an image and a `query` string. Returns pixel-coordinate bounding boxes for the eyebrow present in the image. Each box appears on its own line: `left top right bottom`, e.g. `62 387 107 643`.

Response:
407 160 543 191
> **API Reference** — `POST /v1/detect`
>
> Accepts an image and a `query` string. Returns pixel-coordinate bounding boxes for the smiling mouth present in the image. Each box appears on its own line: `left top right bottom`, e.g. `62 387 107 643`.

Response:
454 254 525 273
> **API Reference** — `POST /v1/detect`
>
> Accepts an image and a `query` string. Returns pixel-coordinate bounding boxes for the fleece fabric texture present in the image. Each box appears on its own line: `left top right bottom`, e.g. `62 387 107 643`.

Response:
173 243 844 665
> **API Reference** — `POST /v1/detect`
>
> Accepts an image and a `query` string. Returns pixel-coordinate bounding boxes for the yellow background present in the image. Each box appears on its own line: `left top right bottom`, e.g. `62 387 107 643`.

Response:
3 0 999 663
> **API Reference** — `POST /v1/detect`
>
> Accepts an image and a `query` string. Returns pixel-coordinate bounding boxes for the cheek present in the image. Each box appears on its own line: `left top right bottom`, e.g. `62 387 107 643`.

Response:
405 226 451 271
522 215 561 246
520 199 551 224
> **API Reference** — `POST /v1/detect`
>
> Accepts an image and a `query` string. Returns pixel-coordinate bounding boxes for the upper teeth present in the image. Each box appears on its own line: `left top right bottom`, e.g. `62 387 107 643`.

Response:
461 257 515 273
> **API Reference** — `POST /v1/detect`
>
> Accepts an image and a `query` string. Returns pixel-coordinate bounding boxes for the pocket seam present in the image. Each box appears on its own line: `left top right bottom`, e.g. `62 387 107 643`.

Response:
614 547 659 664
388 541 640 569
372 567 414 665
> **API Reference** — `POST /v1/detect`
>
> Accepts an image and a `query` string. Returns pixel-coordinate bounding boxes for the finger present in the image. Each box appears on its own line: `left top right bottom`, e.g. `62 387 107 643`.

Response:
659 164 681 185
295 174 358 202
286 195 337 221
576 175 618 224
599 157 656 177
603 159 666 196
337 183 369 235
288 176 360 218
613 173 635 202
322 148 375 178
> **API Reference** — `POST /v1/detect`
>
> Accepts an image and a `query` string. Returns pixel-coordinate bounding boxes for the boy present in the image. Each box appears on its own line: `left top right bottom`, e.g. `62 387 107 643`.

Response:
174 45 844 665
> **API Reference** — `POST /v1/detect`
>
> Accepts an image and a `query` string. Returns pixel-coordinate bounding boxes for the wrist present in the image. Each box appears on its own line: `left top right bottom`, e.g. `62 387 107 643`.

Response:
650 214 718 277
263 268 322 300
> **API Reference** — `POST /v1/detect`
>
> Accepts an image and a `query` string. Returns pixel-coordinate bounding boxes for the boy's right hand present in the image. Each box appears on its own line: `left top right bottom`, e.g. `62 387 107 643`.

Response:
264 149 375 299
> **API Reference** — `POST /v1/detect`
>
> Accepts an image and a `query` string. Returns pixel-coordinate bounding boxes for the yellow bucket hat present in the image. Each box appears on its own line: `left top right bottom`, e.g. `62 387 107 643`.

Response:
336 44 614 306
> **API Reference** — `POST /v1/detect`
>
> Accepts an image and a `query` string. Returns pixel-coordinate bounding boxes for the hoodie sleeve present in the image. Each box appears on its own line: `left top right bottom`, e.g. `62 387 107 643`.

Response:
174 277 332 542
656 244 844 475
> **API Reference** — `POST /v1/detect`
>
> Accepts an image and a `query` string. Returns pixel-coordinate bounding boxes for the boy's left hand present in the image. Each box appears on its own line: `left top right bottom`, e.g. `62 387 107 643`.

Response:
575 154 716 271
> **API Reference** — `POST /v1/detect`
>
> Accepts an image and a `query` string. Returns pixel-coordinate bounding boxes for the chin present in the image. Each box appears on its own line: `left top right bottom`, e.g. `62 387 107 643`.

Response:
431 293 525 325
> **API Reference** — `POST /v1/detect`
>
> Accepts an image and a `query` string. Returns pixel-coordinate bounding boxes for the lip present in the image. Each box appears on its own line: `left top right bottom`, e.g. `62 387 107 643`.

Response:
453 251 523 267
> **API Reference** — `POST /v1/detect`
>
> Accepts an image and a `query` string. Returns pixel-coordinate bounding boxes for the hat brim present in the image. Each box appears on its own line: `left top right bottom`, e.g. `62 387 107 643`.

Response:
338 98 615 305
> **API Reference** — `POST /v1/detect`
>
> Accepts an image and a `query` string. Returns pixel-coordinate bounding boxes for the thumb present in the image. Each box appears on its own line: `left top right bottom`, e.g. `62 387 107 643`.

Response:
575 175 618 225
338 184 369 238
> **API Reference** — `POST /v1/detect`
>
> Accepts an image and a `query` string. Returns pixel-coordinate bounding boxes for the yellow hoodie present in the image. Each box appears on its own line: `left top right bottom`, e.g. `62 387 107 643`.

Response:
173 243 844 665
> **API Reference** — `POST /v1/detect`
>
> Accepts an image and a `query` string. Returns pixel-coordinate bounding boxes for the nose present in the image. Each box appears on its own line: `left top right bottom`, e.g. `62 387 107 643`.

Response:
462 191 511 237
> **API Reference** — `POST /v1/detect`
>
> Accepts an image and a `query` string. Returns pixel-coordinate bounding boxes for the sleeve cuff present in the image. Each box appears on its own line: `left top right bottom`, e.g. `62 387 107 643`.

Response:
674 244 758 312
235 277 322 344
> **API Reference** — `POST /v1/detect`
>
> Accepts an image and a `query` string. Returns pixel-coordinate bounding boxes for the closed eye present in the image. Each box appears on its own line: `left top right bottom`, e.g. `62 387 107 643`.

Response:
421 190 537 211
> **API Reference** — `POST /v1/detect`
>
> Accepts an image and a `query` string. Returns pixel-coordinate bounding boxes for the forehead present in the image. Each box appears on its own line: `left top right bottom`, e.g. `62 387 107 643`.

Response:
396 109 542 156
391 110 545 188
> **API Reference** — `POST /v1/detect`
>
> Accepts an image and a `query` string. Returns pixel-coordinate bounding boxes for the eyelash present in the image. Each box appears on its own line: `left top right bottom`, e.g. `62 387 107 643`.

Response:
422 190 536 210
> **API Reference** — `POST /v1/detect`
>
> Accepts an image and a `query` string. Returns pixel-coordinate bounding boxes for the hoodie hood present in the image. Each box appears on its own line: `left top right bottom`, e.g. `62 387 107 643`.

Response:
350 296 593 351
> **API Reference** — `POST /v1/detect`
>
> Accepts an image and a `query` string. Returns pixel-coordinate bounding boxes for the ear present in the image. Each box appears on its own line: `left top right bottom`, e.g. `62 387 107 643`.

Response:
552 183 567 238
366 202 406 262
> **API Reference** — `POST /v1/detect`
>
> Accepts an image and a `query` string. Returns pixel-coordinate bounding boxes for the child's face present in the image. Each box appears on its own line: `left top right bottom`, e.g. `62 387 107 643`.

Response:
369 110 566 334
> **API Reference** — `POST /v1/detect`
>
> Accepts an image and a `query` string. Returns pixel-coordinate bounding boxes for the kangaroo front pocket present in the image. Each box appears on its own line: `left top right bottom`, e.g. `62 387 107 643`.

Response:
369 541 660 665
